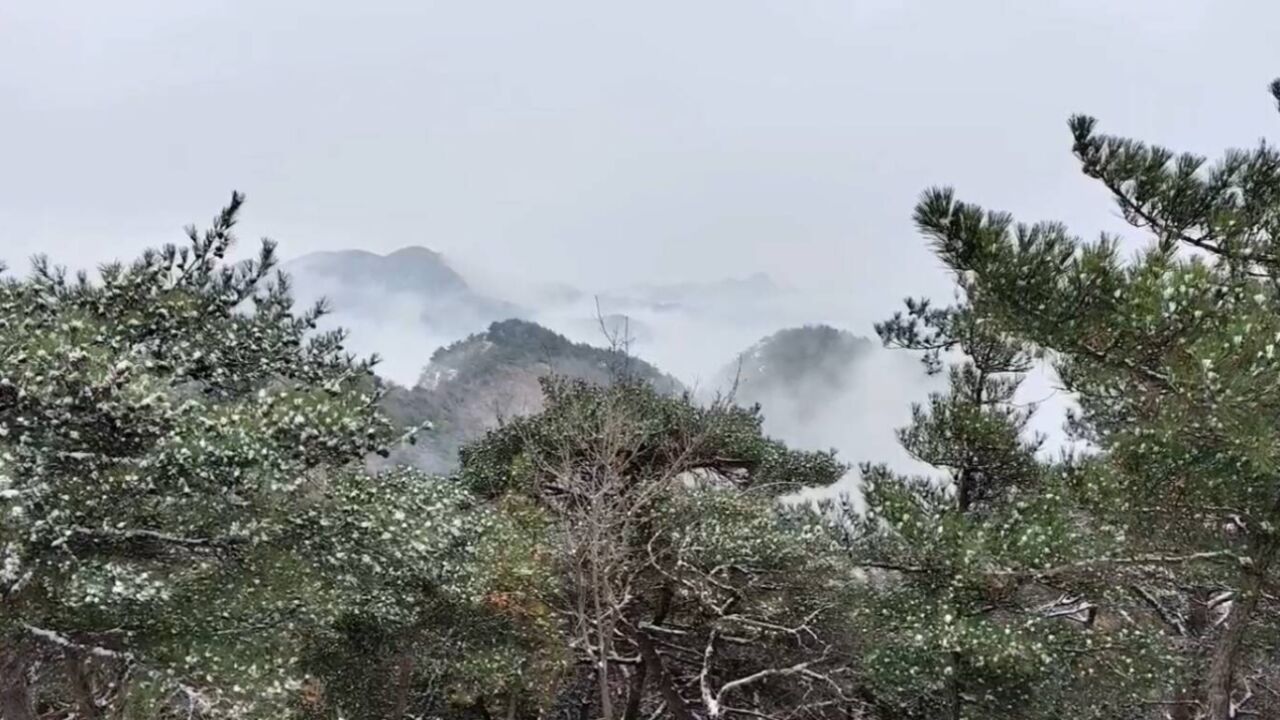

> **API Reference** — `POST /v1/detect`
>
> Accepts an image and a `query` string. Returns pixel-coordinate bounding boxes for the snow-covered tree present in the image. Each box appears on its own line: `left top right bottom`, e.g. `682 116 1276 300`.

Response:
841 300 1161 719
908 79 1280 719
0 194 429 718
297 468 563 719
456 378 858 719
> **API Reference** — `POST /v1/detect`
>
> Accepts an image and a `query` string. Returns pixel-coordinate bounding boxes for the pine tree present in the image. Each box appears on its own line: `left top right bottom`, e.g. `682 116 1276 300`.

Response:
456 378 858 719
297 467 563 720
842 300 1160 718
908 79 1280 719
0 195 433 718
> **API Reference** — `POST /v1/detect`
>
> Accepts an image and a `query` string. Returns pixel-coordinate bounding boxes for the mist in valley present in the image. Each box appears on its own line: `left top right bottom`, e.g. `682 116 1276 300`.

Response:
6 0 1232 496
283 245 1004 493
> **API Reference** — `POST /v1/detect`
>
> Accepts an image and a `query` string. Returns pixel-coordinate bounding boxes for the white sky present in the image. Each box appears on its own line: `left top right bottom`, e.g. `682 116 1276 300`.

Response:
3 0 1278 316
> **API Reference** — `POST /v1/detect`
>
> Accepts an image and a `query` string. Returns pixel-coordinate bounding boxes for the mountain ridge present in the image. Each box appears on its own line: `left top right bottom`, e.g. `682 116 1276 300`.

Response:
377 318 682 473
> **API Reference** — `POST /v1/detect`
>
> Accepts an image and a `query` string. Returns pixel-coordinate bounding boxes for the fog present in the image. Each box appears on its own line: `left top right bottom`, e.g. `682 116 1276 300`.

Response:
286 249 1054 493
420 257 1071 476
2 0 1269 484
7 1 1277 293
532 280 943 478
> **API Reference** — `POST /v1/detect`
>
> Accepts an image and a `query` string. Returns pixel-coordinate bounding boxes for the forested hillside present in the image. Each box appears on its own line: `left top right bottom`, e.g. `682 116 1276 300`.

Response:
3 81 1280 720
377 319 681 473
719 324 873 422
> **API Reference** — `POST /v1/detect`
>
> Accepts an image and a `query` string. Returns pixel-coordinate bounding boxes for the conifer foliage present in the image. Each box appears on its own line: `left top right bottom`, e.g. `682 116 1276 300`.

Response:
0 194 418 718
455 378 857 719
6 78 1280 720
906 79 1280 719
842 292 1162 719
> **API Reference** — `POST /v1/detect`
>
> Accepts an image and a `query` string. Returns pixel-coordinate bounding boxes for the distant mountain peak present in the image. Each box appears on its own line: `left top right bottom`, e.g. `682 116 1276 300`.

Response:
386 245 446 261
422 318 677 389
285 244 484 297
722 324 873 396
283 245 527 384
377 318 682 473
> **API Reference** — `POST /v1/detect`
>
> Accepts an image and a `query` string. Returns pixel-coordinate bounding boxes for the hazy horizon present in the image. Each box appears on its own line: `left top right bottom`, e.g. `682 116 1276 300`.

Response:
5 0 1272 477
7 1 1278 297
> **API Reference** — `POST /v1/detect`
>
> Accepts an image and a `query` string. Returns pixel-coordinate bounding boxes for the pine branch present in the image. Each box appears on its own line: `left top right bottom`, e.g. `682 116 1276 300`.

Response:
22 625 133 662
1009 550 1240 581
69 526 249 551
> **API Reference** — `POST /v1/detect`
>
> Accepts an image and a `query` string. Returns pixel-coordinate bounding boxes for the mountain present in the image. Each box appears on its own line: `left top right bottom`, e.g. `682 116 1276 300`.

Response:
284 245 810 387
720 325 875 417
282 247 928 474
283 247 524 382
287 246 467 294
705 325 899 466
378 319 682 473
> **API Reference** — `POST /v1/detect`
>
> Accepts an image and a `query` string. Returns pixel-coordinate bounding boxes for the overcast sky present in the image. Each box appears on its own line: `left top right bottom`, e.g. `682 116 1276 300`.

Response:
3 0 1279 312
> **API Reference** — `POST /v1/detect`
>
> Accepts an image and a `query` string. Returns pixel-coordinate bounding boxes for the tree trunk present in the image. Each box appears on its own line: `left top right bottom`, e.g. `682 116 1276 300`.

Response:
389 651 414 719
1204 550 1271 720
622 653 648 720
590 527 614 720
64 651 103 719
1203 515 1277 720
947 650 962 720
622 587 672 720
637 634 696 720
947 418 974 720
1161 586 1214 720
0 648 36 720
